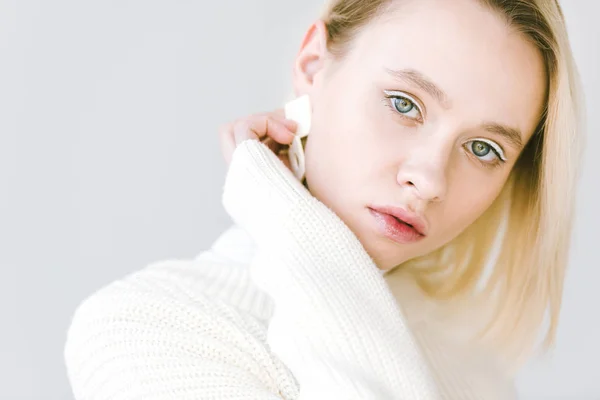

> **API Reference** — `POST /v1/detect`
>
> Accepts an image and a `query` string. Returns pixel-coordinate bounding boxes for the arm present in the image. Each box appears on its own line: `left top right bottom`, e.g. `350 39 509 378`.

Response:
222 139 440 399
63 259 300 400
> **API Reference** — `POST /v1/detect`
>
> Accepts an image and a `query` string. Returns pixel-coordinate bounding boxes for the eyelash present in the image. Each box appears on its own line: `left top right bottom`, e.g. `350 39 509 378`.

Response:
382 91 507 169
383 91 424 123
466 139 507 169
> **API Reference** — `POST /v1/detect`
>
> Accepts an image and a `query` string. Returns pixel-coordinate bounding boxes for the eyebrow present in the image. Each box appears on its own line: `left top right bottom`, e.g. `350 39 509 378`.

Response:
384 67 452 109
479 122 524 150
384 67 525 150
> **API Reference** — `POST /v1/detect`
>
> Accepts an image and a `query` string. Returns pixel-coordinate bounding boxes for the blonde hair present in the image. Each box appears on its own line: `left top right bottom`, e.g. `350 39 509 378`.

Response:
316 0 586 368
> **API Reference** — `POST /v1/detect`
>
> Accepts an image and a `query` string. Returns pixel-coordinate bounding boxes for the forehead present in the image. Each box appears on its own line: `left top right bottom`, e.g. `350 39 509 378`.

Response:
346 0 547 140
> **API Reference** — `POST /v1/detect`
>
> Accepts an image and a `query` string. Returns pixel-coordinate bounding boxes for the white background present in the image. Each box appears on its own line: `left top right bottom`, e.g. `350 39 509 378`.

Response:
1 1 598 398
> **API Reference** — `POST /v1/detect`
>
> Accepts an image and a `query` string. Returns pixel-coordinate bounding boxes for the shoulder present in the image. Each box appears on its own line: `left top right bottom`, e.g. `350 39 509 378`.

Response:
63 256 283 366
64 257 274 346
63 258 297 398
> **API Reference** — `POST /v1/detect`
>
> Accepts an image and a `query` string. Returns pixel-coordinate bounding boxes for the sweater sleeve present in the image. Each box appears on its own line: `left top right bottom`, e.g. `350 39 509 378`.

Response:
221 140 440 399
63 259 301 400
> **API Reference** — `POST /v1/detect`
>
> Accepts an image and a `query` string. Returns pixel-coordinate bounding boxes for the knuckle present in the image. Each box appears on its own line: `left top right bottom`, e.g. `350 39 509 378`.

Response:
233 119 250 132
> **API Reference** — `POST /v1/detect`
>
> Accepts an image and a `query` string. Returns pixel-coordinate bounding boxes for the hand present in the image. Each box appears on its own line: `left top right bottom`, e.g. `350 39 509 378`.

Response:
218 109 298 170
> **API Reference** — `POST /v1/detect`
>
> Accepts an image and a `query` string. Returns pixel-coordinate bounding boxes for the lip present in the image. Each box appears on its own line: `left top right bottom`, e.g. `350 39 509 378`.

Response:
368 208 425 245
368 205 429 236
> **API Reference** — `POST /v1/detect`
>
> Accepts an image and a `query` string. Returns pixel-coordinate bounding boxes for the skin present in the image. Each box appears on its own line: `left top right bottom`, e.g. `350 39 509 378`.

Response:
286 0 547 271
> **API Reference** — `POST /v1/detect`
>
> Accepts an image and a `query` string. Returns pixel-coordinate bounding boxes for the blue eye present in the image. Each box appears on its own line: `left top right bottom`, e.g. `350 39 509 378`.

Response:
472 141 491 157
392 97 415 114
465 139 507 169
383 90 423 122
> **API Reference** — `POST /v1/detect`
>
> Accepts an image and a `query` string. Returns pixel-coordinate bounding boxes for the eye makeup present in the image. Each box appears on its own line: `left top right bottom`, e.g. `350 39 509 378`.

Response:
468 137 507 161
383 89 425 122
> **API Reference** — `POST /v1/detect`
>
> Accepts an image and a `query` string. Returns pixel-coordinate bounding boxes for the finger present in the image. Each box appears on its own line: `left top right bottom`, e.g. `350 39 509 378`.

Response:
269 108 298 132
247 110 298 136
247 110 298 132
267 138 293 158
272 108 285 118
281 118 298 133
233 115 296 146
218 122 237 165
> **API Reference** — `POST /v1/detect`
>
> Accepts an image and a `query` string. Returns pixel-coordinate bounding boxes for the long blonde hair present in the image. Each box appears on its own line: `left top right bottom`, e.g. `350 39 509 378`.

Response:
317 0 586 368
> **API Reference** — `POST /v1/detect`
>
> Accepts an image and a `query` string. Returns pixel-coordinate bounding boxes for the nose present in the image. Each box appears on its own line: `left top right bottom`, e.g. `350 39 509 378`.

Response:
396 149 448 208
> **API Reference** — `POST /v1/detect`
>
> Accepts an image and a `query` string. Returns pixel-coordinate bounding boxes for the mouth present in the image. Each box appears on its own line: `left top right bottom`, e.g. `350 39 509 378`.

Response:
392 216 415 229
369 206 428 235
369 207 425 244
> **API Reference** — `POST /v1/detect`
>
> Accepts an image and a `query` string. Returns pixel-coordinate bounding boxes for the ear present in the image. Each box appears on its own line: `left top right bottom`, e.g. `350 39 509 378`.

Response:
292 19 329 98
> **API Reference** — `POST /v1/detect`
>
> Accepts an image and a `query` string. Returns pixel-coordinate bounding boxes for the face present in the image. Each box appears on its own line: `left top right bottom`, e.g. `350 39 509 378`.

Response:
292 0 547 271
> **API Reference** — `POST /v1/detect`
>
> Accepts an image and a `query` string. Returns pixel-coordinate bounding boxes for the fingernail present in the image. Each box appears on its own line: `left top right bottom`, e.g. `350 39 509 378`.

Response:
284 118 298 130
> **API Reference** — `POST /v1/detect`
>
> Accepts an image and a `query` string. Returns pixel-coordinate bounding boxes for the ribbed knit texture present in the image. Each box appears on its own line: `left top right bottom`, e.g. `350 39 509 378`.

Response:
64 140 517 399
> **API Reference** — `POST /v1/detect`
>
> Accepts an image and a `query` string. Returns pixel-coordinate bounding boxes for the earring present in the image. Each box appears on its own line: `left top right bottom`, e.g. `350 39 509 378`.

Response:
285 95 312 182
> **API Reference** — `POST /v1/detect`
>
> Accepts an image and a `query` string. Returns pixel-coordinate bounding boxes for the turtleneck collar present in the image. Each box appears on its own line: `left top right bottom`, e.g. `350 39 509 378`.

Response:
195 224 258 266
198 224 388 277
194 224 513 374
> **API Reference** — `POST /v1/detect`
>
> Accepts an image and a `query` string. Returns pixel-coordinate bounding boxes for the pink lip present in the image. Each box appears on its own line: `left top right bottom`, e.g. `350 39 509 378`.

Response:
367 206 428 245
369 205 428 235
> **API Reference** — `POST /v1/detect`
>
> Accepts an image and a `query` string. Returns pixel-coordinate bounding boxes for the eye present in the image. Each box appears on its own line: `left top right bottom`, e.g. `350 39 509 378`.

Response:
465 138 507 167
383 90 424 122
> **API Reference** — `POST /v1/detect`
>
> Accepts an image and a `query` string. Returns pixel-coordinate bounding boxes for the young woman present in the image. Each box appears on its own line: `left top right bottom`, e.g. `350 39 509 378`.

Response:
64 0 585 398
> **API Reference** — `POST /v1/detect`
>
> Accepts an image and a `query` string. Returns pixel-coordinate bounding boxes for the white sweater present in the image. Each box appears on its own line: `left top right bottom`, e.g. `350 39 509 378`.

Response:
64 140 517 399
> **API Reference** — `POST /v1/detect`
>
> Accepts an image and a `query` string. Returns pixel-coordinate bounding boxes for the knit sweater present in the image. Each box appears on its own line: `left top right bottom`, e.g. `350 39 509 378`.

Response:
64 140 518 399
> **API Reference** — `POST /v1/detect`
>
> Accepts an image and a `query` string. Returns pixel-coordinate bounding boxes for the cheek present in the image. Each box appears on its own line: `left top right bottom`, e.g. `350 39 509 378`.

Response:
302 126 359 206
301 112 377 226
303 101 372 188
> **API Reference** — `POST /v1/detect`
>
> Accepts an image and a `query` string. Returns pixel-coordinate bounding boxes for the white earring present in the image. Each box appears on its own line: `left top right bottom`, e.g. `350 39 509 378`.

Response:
284 95 312 182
